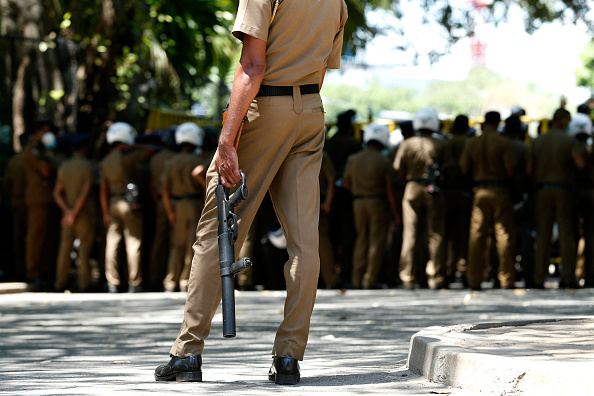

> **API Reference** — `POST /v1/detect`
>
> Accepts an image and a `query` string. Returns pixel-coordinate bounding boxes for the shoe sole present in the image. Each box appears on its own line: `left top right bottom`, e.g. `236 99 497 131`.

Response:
155 371 202 382
269 373 300 385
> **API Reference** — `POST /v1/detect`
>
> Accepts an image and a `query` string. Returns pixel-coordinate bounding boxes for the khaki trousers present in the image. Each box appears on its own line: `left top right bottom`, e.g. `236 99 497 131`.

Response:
399 182 446 288
150 200 170 287
351 198 389 289
467 188 515 288
534 188 576 285
170 90 324 361
105 198 143 287
237 222 256 287
55 213 95 290
163 199 203 291
26 204 50 280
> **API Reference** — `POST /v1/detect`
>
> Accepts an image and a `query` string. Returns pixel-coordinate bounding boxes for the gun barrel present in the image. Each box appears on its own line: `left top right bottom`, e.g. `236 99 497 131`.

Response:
221 273 236 337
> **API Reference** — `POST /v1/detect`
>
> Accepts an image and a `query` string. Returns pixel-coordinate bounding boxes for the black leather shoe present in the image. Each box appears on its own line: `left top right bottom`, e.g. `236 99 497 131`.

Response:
154 355 202 382
268 356 300 385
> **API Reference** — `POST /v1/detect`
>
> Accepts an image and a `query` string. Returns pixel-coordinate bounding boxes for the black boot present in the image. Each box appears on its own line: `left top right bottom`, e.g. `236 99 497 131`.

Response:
154 355 202 382
268 356 300 385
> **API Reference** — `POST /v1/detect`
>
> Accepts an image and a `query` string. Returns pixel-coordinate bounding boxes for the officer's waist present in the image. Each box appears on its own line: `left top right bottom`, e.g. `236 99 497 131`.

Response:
537 183 572 190
476 181 506 188
352 194 387 200
171 194 202 201
257 84 319 97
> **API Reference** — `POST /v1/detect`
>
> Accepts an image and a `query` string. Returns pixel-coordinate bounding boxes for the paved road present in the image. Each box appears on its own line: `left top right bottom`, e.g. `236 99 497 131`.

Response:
1 287 593 395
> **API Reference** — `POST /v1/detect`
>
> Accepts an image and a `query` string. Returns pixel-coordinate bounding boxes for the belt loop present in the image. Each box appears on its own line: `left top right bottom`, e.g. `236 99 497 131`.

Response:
293 85 303 115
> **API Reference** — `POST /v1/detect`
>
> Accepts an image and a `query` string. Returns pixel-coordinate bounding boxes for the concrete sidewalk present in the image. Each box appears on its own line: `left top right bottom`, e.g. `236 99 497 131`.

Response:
1 288 593 395
408 317 594 395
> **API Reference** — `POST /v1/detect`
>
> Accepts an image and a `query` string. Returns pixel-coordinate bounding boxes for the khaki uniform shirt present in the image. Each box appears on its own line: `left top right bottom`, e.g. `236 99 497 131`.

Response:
5 151 26 203
459 130 515 182
344 148 392 197
233 0 348 86
394 136 451 181
162 152 205 198
529 127 585 186
23 142 54 205
149 148 175 196
100 149 144 195
57 154 94 208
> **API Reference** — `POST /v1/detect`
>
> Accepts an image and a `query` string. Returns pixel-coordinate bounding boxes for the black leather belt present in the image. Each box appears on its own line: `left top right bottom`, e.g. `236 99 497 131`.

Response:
476 181 506 188
171 194 201 201
409 179 428 184
257 84 319 97
353 194 387 200
537 183 571 190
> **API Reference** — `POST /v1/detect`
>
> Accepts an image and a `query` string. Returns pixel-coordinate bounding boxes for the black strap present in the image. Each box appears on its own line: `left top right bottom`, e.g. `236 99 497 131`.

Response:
257 84 319 97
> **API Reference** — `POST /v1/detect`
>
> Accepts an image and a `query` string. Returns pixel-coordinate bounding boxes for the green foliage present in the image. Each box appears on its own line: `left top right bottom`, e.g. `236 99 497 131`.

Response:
576 39 594 90
323 66 559 121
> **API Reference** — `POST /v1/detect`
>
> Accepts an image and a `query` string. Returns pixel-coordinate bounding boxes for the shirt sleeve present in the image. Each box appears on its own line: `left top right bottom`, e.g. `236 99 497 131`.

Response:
326 2 348 69
393 144 404 172
232 0 272 42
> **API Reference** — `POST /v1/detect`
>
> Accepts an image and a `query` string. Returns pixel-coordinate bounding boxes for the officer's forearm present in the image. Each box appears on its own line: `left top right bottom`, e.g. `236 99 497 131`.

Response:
99 182 109 216
220 36 266 148
72 182 92 219
161 185 174 220
53 183 70 213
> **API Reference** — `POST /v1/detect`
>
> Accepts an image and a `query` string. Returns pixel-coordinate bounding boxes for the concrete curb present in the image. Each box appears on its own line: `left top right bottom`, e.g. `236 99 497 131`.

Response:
0 282 29 294
407 318 594 395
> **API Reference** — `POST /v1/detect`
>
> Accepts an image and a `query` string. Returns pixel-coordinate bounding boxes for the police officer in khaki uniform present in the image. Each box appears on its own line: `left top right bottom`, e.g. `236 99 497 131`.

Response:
4 143 28 280
460 111 516 290
527 108 586 289
23 121 57 287
53 134 95 292
394 107 451 290
99 122 154 293
344 123 397 289
148 134 175 290
161 123 206 292
154 0 347 384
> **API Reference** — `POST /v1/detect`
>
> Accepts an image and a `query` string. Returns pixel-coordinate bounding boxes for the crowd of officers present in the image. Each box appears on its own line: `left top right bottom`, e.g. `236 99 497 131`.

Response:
3 120 214 293
2 103 594 292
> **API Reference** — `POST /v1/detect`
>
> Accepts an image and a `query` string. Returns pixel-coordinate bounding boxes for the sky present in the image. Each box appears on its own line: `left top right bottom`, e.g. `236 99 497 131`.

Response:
326 1 592 107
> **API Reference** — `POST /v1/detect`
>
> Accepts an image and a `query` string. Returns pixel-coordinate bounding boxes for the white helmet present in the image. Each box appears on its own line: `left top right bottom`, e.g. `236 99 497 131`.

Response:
569 113 593 137
175 122 204 147
41 132 56 149
106 122 136 145
413 107 440 133
363 123 390 148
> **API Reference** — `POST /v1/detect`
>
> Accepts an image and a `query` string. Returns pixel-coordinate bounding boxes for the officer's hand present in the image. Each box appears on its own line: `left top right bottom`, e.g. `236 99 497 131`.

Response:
61 211 75 227
215 143 241 188
103 213 111 228
167 212 175 226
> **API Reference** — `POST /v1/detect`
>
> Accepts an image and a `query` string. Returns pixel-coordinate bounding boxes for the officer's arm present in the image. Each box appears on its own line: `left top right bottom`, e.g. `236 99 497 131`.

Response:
216 34 266 188
53 181 70 213
161 181 175 226
191 164 207 190
71 181 92 219
574 153 587 170
100 181 110 227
